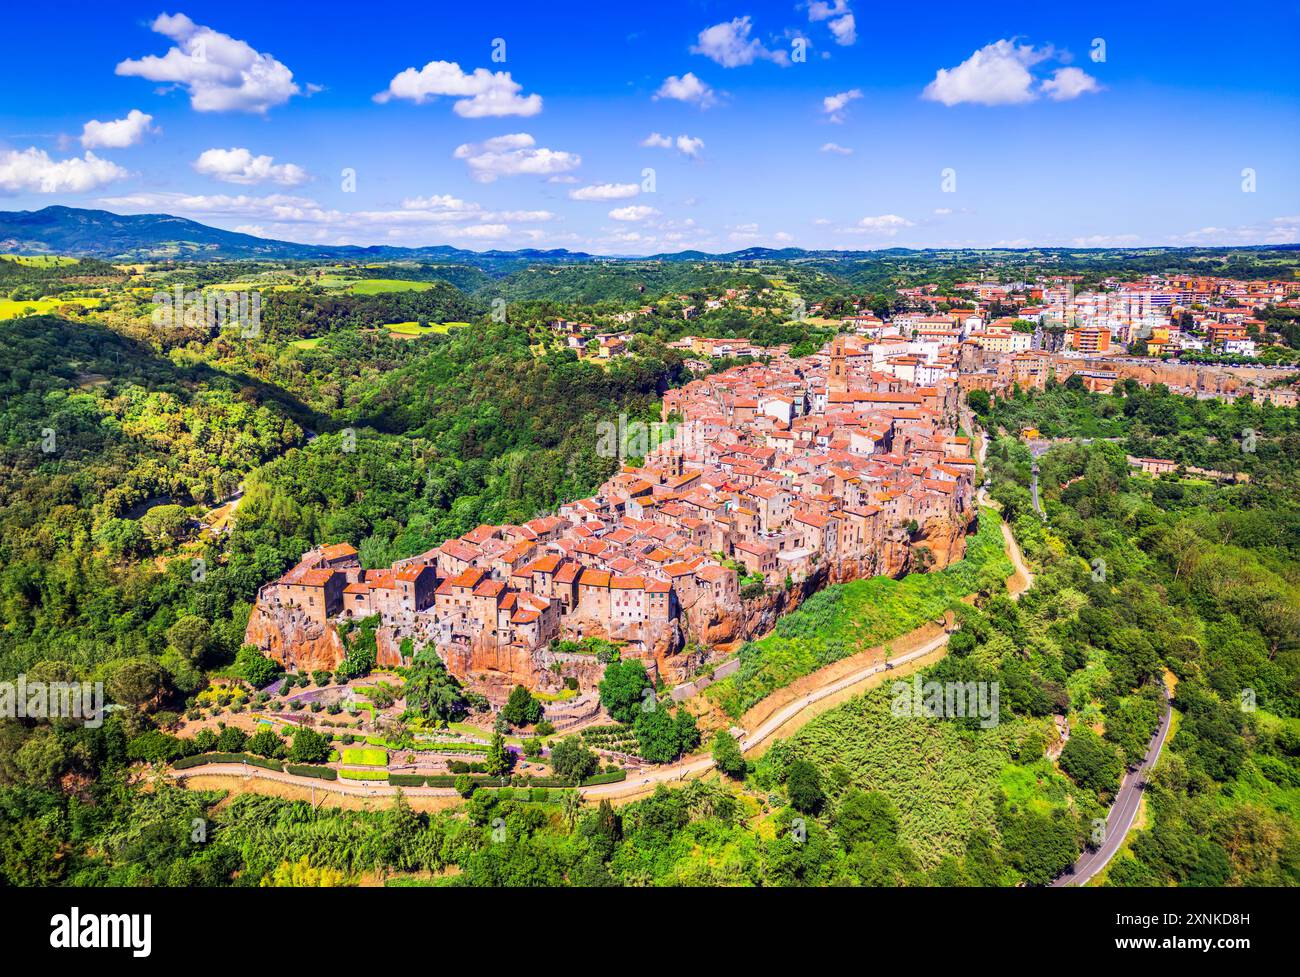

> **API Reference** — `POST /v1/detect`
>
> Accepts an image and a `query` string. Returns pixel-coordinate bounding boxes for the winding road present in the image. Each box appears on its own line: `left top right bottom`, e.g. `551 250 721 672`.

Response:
1050 681 1173 887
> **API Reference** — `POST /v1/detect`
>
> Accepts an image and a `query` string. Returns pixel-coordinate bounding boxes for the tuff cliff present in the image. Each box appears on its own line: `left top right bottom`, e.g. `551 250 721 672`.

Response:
441 638 543 703
245 604 346 674
912 514 970 571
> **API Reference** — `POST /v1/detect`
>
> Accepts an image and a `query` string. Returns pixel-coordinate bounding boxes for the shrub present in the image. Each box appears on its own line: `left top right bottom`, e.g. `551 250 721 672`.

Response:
246 729 286 759
286 764 337 780
786 759 825 814
288 726 332 765
712 730 747 778
388 773 427 787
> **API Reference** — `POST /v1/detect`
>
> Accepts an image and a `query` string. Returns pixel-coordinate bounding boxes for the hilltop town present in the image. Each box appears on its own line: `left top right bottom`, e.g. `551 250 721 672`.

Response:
246 334 976 705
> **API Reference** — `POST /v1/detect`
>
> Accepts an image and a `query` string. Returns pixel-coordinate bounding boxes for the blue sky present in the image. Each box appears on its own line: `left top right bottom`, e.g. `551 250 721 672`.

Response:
1 1 1297 254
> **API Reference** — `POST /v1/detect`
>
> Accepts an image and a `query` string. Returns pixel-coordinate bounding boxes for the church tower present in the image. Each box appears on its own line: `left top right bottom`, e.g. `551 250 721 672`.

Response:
829 335 849 394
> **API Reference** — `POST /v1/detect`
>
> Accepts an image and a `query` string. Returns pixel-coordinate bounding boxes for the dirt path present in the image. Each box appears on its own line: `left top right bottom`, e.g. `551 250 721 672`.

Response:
174 767 464 811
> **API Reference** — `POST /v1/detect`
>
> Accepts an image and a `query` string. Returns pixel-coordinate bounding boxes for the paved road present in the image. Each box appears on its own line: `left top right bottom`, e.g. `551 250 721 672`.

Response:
1050 682 1173 887
1030 463 1046 520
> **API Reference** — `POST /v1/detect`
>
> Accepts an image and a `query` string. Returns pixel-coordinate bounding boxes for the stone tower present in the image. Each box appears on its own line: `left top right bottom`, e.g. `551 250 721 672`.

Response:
829 335 849 394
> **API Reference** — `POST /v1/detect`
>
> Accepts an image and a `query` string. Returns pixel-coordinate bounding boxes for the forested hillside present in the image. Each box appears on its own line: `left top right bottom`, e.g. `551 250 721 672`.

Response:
980 385 1300 885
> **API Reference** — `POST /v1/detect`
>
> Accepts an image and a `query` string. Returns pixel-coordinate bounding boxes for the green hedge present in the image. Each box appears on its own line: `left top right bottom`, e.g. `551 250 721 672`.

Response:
173 752 284 771
245 754 285 771
286 764 337 780
417 741 489 753
581 770 627 786
388 773 428 787
424 774 511 789
414 771 627 789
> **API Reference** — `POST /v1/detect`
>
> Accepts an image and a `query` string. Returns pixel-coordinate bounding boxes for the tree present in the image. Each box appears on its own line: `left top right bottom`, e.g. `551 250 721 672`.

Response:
485 731 512 778
139 504 189 549
712 730 747 778
633 706 699 764
834 790 900 849
126 730 189 765
561 790 584 832
550 736 599 784
403 649 464 723
500 684 544 727
1000 809 1080 885
1058 727 1122 795
598 659 651 724
246 729 286 759
966 389 991 416
785 759 824 814
234 645 281 689
166 615 211 665
216 725 247 752
106 658 167 710
288 726 331 764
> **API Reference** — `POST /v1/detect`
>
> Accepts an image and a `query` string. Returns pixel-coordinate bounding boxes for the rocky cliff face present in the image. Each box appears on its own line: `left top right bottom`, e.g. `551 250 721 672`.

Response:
913 514 970 570
245 604 346 674
441 638 541 704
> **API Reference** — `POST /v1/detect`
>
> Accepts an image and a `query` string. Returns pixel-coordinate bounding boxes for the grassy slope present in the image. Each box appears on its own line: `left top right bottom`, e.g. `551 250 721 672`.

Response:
707 508 1012 718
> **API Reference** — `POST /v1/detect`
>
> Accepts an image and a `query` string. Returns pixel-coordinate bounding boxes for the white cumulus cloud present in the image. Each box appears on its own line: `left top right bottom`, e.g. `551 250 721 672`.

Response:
0 148 128 193
691 16 788 67
653 72 717 108
570 183 640 201
452 133 580 183
115 13 303 113
923 40 1100 107
853 214 914 235
820 142 853 155
609 205 660 222
808 1 857 46
80 109 156 149
374 60 542 117
822 88 862 122
641 132 704 156
193 147 309 186
1041 66 1103 101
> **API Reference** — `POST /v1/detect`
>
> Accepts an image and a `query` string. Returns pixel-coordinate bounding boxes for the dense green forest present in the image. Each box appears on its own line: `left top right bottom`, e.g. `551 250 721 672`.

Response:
978 385 1300 885
0 299 675 685
1 253 1298 888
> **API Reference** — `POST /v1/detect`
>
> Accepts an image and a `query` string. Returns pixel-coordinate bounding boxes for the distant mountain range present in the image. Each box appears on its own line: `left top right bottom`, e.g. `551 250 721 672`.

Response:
0 206 601 268
1 206 1296 268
